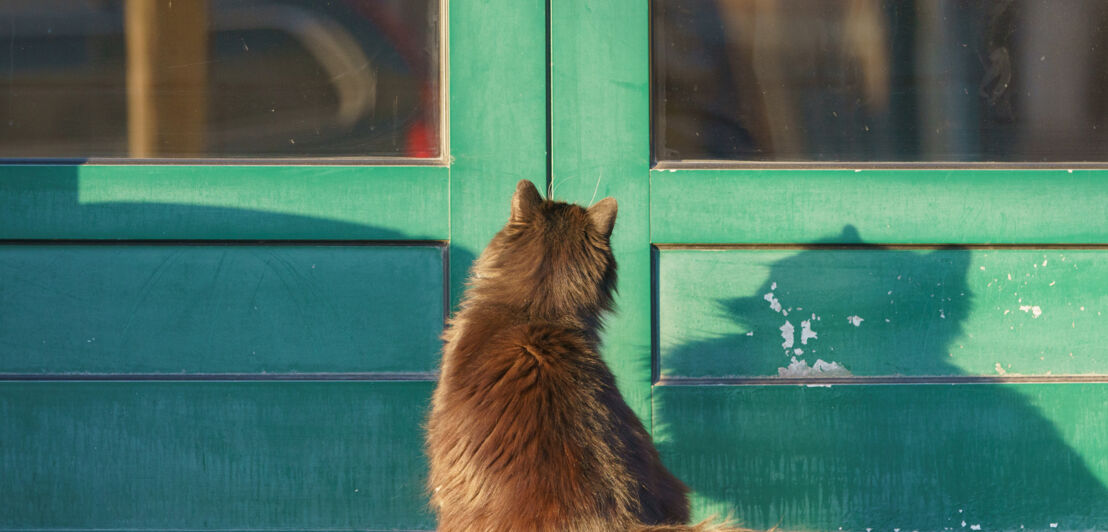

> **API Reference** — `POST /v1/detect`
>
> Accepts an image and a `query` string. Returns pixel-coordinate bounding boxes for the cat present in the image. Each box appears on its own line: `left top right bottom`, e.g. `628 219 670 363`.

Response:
425 180 746 531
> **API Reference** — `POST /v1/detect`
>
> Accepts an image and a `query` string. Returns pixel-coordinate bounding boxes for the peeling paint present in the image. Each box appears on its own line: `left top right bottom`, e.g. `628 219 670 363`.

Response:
777 356 852 377
780 320 795 349
763 292 783 313
847 315 864 327
1019 305 1043 318
800 317 818 345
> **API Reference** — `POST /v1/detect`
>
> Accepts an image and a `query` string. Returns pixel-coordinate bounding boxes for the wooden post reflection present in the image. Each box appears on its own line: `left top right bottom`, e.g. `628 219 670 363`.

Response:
126 0 209 157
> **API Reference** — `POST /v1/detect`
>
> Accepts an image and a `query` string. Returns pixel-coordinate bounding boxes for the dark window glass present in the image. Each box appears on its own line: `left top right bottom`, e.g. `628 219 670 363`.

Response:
0 0 440 159
653 0 1108 162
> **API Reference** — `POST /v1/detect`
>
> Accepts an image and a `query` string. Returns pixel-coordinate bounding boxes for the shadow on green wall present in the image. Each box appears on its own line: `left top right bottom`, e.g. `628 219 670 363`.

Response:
656 226 1108 531
0 167 465 530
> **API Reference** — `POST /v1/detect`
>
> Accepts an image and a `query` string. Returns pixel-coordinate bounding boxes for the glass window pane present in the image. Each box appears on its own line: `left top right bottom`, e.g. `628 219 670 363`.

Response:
0 0 441 159
653 0 1108 162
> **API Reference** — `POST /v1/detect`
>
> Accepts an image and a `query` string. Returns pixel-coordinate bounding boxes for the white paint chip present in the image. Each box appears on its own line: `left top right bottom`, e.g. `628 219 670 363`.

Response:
971 525 981 531
1019 305 1043 318
847 315 864 326
777 357 852 377
800 318 818 345
780 321 795 349
764 292 783 313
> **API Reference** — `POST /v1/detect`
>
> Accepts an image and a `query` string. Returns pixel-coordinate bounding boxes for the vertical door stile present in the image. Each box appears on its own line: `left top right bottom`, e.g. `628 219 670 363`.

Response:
548 0 653 422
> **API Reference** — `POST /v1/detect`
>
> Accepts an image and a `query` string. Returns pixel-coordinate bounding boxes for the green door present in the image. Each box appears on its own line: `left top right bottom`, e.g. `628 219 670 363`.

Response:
6 1 1108 531
553 1 1108 530
0 1 544 530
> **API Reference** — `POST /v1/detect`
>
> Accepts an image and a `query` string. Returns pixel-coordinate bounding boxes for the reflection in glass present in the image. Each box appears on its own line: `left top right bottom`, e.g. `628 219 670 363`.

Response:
653 0 1108 162
0 0 440 159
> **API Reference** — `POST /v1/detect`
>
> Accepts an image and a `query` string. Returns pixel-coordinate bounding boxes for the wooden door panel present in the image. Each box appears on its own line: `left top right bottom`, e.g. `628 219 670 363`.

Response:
657 247 1108 379
655 383 1108 531
0 381 435 531
0 244 444 375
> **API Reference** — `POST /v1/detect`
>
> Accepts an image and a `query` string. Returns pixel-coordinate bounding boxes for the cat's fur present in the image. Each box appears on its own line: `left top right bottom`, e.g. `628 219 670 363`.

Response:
426 180 743 531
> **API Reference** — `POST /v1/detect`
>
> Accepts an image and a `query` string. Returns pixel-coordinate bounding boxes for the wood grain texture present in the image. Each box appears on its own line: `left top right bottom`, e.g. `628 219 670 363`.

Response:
0 244 444 375
657 247 1108 378
654 383 1108 531
652 168 1108 244
0 381 435 531
0 165 448 240
550 0 652 421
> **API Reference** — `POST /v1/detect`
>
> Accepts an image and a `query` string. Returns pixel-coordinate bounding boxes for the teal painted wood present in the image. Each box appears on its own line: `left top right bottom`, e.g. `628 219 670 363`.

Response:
0 165 448 240
658 247 1108 378
447 0 547 308
550 0 652 421
0 381 435 531
654 383 1108 531
652 168 1108 244
0 2 554 531
0 245 443 374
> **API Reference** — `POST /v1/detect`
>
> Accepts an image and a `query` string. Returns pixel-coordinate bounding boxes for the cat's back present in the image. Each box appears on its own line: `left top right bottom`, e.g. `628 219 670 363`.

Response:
428 316 641 531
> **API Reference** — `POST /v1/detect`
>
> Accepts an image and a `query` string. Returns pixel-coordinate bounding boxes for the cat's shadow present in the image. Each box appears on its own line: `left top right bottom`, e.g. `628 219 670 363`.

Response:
654 226 1108 531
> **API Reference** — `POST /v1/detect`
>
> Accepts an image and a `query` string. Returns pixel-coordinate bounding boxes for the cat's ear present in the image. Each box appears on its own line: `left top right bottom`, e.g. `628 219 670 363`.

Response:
587 197 618 238
511 179 543 222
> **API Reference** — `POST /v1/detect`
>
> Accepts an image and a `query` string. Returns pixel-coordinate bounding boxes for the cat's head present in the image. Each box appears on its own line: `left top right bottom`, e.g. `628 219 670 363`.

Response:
470 180 618 322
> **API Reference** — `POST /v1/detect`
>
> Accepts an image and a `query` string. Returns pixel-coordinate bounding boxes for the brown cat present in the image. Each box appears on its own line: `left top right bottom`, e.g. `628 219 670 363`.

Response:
426 180 743 531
